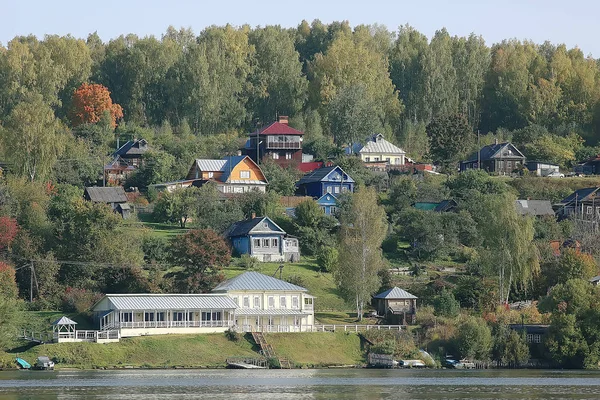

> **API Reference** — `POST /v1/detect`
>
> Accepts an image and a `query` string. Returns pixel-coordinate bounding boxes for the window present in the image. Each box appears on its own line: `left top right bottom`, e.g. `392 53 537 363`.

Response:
587 206 593 215
144 312 155 322
188 312 194 321
326 186 333 194
240 170 250 179
201 312 212 321
334 186 340 194
212 311 222 321
385 158 390 163
294 316 300 326
157 312 165 322
533 334 541 343
286 152 292 160
254 296 260 308
280 296 287 309
172 311 184 322
304 298 313 306
233 297 239 305
365 157 370 162
292 296 299 309
526 334 533 343
268 296 275 309
271 238 278 248
208 172 214 178
330 206 337 214
272 152 279 160
262 238 270 247
374 157 380 161
243 296 250 308
341 186 348 193
254 239 261 248
121 312 133 322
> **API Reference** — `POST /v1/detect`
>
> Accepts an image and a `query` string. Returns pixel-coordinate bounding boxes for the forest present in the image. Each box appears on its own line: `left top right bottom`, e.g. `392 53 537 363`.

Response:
1 20 600 368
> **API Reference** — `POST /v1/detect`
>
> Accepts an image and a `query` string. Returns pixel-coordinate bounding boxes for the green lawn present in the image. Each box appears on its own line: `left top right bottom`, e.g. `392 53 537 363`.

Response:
121 220 189 239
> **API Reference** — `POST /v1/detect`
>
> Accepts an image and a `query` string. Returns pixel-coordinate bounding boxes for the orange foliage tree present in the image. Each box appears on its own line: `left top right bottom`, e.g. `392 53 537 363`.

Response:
0 262 18 298
69 83 123 129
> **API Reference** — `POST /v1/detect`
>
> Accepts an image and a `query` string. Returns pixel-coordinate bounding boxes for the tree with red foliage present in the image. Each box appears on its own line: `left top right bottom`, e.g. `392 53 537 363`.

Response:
0 262 18 298
69 83 124 129
0 217 18 251
168 229 231 293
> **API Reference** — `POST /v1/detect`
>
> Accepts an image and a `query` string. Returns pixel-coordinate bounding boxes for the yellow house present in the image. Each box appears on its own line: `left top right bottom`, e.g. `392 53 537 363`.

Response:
151 155 268 193
348 134 406 166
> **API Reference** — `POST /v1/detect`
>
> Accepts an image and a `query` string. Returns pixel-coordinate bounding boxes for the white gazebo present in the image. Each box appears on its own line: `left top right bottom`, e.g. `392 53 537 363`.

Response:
52 316 77 342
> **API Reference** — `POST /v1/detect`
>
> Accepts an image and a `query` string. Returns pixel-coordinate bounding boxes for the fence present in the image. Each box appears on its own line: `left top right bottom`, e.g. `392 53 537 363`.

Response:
310 325 405 333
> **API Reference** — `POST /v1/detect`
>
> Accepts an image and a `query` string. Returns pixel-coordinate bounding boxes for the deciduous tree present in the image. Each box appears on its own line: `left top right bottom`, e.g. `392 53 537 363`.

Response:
69 83 123 129
335 187 387 320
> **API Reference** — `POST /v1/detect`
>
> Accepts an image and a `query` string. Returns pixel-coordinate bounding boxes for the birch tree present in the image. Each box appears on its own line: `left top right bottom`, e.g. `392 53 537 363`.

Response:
335 187 387 320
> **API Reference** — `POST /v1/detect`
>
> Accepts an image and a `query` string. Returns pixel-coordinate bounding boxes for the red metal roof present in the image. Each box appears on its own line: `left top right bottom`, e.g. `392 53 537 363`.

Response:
297 161 324 173
255 121 304 136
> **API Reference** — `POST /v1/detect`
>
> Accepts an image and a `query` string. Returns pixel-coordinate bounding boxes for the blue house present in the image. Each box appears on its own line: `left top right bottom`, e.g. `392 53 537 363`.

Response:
317 193 338 216
225 215 300 262
296 166 355 198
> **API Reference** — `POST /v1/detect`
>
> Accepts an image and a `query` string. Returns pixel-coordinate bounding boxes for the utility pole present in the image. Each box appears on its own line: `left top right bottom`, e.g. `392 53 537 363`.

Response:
30 261 34 302
477 130 481 170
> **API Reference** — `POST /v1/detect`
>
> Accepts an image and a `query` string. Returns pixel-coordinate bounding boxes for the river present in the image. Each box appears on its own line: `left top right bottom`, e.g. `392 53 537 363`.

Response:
2 369 600 399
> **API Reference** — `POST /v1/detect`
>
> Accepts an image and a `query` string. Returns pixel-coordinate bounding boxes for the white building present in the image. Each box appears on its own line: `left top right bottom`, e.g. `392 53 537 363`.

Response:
346 134 407 166
88 272 315 340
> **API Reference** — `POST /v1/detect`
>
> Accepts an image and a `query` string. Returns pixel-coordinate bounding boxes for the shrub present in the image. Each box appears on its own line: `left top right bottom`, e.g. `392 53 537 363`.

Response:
433 290 460 318
284 274 305 288
225 328 240 342
316 246 338 272
237 254 259 270
61 287 103 313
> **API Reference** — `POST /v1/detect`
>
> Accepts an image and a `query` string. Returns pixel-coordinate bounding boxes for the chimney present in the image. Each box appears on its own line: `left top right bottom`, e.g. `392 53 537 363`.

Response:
251 212 256 219
494 138 498 145
237 150 242 156
278 115 289 125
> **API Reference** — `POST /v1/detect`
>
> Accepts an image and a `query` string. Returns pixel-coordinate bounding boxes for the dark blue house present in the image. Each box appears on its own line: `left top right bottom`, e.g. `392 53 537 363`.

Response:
317 193 338 216
296 166 355 198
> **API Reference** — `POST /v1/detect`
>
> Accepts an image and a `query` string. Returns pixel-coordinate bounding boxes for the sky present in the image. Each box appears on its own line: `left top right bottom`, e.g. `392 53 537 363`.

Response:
3 0 599 56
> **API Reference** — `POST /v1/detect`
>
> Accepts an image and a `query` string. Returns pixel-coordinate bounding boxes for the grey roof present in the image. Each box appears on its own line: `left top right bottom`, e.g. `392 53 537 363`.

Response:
515 200 554 216
113 139 149 157
373 287 417 299
52 316 78 326
234 309 311 316
225 216 285 238
463 142 525 163
297 166 355 186
590 276 600 283
213 271 307 292
99 294 238 311
194 159 228 172
559 187 600 205
358 134 406 155
84 186 128 203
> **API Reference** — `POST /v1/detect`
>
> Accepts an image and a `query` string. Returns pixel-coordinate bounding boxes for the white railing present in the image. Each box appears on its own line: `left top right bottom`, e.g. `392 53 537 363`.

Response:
116 320 233 329
310 324 405 332
54 330 120 342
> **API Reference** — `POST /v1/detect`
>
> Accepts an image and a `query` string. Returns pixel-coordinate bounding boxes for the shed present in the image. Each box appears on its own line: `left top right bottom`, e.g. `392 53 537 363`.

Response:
373 287 417 325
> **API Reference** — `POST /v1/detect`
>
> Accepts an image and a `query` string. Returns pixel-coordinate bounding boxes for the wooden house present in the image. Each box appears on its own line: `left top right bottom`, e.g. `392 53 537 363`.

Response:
296 166 355 198
345 133 406 168
316 193 338 216
245 116 304 168
104 139 150 185
225 215 300 262
152 156 267 194
373 287 417 325
555 187 600 221
574 154 600 175
84 186 131 218
460 141 525 174
212 271 315 332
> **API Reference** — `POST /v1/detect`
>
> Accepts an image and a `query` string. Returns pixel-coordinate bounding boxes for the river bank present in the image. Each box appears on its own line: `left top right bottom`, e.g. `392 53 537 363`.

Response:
0 332 364 370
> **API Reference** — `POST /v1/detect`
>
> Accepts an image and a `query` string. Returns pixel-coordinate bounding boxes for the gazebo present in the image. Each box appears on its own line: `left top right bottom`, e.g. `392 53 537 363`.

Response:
52 316 77 342
373 287 418 325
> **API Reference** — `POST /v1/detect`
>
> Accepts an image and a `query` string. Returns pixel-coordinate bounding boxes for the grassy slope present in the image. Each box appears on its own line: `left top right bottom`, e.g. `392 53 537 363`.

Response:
3 334 257 369
2 332 365 369
265 332 364 367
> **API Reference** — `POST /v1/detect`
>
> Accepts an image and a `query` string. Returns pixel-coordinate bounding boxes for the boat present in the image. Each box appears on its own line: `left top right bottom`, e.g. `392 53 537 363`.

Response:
399 359 426 368
34 356 55 370
15 357 31 370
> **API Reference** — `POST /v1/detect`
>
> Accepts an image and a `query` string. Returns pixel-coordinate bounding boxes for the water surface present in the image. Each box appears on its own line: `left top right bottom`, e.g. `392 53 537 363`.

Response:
2 369 600 399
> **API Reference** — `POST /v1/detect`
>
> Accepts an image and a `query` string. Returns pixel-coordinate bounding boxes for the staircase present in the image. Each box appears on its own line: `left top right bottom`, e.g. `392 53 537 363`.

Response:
251 332 292 369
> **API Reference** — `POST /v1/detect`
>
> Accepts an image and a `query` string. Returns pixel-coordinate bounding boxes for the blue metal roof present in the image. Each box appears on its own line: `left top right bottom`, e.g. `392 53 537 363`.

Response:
212 272 307 292
297 166 355 186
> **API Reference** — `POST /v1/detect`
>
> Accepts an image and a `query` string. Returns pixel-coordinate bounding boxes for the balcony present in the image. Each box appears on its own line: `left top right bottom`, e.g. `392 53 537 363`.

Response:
266 141 301 150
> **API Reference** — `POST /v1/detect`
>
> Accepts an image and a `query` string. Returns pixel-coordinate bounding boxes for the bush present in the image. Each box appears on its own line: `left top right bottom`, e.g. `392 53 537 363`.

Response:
237 254 259 270
316 246 338 272
284 274 305 288
61 287 103 313
225 328 240 342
